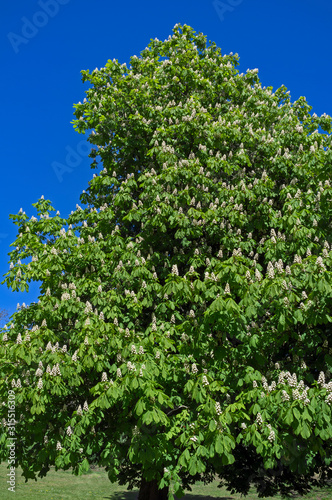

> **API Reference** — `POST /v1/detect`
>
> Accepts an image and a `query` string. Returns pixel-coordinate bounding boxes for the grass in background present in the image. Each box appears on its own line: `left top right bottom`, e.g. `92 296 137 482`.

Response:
1 462 332 499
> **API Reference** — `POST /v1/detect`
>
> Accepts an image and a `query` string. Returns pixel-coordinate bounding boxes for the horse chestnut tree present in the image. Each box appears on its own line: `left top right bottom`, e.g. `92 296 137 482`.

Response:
1 23 332 500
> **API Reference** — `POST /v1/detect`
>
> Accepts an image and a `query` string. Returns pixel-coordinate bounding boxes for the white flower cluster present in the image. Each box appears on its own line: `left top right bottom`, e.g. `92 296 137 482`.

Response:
281 390 290 402
171 264 179 275
132 425 140 436
267 429 276 442
256 412 263 425
127 361 136 372
267 262 275 279
325 392 332 405
50 364 61 376
215 402 222 415
84 301 93 314
131 345 137 354
318 371 325 385
316 256 326 270
191 363 198 374
254 269 262 281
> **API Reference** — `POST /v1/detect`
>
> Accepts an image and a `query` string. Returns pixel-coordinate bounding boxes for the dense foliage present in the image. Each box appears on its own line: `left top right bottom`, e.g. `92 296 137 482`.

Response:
1 23 332 499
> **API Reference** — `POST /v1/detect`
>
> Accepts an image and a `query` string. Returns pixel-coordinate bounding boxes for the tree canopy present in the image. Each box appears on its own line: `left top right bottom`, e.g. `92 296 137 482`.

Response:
1 23 332 499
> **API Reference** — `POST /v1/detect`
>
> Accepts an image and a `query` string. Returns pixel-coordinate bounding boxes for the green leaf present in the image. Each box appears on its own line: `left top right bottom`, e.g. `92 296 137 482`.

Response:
215 435 223 454
279 314 285 328
142 411 153 425
292 407 301 421
285 408 293 425
135 399 145 416
302 408 312 422
300 422 311 439
209 419 217 432
252 403 260 415
188 457 197 475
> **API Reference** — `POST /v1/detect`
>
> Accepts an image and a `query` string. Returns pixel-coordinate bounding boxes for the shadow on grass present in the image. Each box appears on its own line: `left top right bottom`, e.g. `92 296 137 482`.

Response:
103 493 138 500
103 493 235 500
180 496 235 500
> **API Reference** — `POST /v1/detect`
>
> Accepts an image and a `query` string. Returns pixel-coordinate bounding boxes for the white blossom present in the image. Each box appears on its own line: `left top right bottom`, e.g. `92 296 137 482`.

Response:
281 390 290 402
131 344 137 354
171 264 179 275
215 402 222 415
256 413 263 425
318 371 325 386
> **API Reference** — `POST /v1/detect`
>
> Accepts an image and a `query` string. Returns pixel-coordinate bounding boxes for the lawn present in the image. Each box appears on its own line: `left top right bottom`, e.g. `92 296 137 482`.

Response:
1 462 332 499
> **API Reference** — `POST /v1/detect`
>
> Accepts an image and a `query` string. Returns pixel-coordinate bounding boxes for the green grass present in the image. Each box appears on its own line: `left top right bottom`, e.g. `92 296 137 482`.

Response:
1 462 332 499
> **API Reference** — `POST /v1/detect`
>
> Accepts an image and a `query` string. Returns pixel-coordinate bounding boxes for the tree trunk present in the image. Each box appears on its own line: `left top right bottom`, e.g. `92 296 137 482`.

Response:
138 477 169 500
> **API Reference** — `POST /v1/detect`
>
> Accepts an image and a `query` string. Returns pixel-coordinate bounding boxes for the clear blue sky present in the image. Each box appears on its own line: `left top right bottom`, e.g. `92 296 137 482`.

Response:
1 0 332 324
